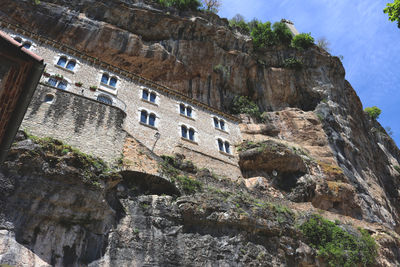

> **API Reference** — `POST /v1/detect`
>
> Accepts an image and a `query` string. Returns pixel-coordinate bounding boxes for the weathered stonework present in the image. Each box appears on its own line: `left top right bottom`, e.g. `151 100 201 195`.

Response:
21 84 127 163
2 24 243 176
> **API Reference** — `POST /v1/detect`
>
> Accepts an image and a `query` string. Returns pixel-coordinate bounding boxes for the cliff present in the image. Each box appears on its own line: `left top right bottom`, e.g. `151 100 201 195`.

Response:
1 0 400 266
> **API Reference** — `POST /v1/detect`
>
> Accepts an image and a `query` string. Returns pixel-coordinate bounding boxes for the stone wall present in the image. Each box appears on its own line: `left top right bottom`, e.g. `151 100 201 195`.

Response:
21 84 127 163
3 25 244 177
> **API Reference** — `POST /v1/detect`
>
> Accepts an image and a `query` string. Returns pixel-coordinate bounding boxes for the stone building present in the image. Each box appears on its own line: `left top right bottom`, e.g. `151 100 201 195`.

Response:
0 21 243 178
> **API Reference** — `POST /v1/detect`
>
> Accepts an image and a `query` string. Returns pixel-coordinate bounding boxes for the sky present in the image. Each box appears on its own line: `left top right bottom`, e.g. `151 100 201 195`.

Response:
219 0 400 146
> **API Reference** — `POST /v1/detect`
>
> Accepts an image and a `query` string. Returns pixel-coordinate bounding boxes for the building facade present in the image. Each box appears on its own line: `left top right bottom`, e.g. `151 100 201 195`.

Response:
0 21 243 178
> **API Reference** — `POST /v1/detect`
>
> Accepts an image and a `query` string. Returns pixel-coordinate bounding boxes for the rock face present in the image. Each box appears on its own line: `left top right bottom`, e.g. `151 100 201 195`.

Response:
2 135 400 267
1 0 400 265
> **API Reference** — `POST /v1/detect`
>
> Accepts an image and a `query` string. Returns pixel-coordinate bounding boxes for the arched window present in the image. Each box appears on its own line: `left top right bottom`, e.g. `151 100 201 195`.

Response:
150 92 157 103
149 114 156 126
13 37 22 43
97 95 113 105
140 110 148 124
22 42 31 49
57 56 76 71
181 125 195 142
180 104 185 114
188 128 195 141
220 120 225 130
66 60 76 71
217 139 231 154
142 89 149 100
218 139 224 151
140 110 156 127
101 73 109 84
47 77 68 90
44 94 54 104
101 74 117 88
186 107 192 117
109 77 117 87
214 117 226 131
57 57 67 67
213 117 219 128
142 89 157 103
179 104 193 118
181 125 188 139
58 80 67 90
47 77 58 87
224 141 230 154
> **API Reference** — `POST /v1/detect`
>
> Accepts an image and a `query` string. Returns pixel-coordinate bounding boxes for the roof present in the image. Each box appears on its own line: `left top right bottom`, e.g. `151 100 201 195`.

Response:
0 19 241 123
0 30 45 163
0 30 43 62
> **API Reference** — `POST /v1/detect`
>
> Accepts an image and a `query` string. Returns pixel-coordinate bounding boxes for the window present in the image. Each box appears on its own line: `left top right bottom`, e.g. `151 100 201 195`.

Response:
181 125 188 139
218 139 231 154
66 61 76 70
142 89 157 103
101 74 109 84
140 110 147 123
47 77 68 90
57 57 67 67
101 73 117 88
57 56 76 71
149 114 156 126
218 139 224 151
181 125 195 142
97 95 113 105
189 128 195 141
180 104 193 118
44 94 54 104
220 120 225 130
13 37 32 49
214 117 219 128
140 110 157 127
22 42 31 49
142 90 149 100
149 92 156 103
214 117 226 131
224 141 230 154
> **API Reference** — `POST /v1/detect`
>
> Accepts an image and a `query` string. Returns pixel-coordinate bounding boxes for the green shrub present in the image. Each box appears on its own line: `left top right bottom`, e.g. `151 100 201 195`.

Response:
250 21 294 49
291 33 314 50
174 175 202 194
157 0 201 11
272 22 293 46
394 165 400 174
230 96 263 121
301 214 377 267
251 21 275 48
283 57 303 70
364 106 381 120
229 16 250 34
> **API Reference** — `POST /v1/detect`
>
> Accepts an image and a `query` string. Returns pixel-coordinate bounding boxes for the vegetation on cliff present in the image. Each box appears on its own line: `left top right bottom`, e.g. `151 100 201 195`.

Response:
156 0 221 12
301 214 377 267
12 131 120 188
364 106 382 120
230 96 264 121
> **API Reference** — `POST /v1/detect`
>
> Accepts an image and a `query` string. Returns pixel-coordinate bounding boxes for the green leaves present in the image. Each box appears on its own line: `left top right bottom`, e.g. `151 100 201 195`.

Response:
384 0 400 28
157 0 201 11
364 106 382 120
230 96 263 121
250 21 293 49
301 214 377 267
291 33 314 50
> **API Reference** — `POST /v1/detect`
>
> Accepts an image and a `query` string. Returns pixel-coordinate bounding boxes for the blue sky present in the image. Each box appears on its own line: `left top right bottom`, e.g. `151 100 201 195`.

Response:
219 0 400 146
